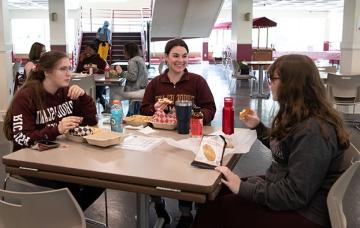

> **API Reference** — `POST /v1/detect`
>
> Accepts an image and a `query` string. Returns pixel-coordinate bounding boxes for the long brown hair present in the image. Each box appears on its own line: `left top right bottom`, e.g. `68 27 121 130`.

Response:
3 51 68 140
268 54 349 150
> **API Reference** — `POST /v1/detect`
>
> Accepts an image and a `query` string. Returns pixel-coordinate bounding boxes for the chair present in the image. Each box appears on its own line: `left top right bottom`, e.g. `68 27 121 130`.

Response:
0 188 86 228
158 60 166 74
70 74 96 102
327 162 360 228
229 59 255 93
110 87 145 115
326 73 360 122
12 61 22 95
318 66 337 73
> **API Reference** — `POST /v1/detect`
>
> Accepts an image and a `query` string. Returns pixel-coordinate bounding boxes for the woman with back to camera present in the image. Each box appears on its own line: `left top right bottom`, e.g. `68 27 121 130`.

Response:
112 42 148 116
3 50 104 211
141 38 216 228
192 54 349 228
24 42 46 78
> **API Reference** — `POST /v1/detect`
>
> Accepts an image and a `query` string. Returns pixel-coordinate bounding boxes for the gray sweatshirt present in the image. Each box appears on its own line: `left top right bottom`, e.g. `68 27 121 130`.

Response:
121 56 148 92
239 118 345 227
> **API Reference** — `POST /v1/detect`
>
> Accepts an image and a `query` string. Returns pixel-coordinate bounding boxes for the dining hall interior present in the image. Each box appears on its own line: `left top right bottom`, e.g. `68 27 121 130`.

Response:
0 0 360 227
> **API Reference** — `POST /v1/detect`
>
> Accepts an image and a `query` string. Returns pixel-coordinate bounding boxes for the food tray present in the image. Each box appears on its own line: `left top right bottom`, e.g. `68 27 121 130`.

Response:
123 118 149 127
83 131 126 147
123 115 152 127
151 122 177 130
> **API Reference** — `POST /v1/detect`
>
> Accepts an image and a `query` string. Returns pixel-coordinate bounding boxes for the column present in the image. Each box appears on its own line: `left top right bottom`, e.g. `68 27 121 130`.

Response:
340 0 360 74
0 0 13 116
231 0 253 61
48 0 68 52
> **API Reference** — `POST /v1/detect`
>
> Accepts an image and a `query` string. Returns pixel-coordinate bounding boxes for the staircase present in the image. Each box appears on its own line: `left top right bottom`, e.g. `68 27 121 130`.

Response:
79 32 143 64
111 32 142 63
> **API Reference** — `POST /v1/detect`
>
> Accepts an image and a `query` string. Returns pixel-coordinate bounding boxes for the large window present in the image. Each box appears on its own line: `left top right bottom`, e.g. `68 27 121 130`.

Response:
11 19 50 54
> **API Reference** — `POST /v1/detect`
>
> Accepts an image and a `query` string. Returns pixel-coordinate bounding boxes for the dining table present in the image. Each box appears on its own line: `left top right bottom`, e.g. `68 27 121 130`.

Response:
2 125 255 228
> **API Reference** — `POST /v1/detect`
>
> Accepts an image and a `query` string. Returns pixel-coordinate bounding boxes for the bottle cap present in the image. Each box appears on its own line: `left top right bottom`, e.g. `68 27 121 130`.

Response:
112 99 120 105
193 106 201 112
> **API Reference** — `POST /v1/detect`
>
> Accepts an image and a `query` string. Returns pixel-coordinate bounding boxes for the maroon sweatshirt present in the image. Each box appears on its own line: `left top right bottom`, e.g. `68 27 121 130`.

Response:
11 86 97 151
140 69 216 124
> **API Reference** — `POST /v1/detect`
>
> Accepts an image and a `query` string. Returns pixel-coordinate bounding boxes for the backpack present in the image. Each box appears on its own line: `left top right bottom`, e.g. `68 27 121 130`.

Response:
96 28 108 42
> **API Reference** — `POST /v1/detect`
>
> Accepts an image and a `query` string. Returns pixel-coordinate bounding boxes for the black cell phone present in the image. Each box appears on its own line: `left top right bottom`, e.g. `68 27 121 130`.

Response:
37 140 60 151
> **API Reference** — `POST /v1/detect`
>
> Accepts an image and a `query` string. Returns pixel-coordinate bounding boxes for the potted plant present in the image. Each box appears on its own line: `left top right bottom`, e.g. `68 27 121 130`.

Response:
238 61 250 75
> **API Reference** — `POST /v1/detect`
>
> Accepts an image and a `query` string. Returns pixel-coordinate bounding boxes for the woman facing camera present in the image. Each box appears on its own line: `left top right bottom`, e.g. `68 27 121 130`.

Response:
192 54 349 228
3 50 104 211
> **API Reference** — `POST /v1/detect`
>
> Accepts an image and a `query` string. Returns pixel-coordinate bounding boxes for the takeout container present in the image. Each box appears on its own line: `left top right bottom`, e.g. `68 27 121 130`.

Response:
65 133 86 143
83 131 126 147
123 117 149 127
151 122 177 130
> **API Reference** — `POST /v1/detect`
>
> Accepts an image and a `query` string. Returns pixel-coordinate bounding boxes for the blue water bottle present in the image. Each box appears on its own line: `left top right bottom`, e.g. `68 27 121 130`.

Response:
110 99 123 132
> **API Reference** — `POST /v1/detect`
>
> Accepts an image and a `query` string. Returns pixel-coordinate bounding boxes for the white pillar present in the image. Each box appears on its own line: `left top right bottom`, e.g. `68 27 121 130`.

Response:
340 0 360 74
0 0 14 117
48 0 68 53
231 0 253 61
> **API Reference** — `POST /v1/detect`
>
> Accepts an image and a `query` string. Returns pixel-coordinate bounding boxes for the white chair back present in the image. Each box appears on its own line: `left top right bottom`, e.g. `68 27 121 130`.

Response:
0 188 86 228
327 162 360 228
70 75 96 102
327 74 360 99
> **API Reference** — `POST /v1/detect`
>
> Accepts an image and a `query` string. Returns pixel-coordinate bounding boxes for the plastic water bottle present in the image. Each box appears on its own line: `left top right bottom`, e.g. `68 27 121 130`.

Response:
110 100 123 133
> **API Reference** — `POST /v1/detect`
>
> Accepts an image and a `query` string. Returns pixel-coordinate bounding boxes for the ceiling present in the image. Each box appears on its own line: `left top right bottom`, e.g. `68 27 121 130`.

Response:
7 0 344 11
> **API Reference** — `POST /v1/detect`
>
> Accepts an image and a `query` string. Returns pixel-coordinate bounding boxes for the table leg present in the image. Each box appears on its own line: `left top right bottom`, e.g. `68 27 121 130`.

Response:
250 65 270 99
136 193 149 228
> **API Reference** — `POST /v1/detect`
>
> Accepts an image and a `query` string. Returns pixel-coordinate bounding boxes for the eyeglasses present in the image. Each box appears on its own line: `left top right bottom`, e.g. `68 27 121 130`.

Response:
56 66 73 73
267 76 280 84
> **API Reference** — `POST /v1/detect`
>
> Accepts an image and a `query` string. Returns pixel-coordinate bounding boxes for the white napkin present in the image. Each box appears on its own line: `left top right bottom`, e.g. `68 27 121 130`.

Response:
138 126 157 134
124 125 144 130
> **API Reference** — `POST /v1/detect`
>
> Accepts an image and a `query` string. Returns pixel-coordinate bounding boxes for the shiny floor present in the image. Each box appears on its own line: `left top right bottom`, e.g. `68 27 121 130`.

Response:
1 63 360 228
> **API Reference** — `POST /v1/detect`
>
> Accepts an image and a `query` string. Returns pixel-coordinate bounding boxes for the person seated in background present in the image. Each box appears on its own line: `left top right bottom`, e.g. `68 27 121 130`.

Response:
112 42 148 116
3 50 104 211
192 54 350 228
24 42 46 79
141 38 216 228
76 44 108 113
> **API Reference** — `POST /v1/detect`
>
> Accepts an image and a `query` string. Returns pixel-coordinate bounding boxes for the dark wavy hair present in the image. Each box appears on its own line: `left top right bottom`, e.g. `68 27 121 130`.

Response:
124 42 141 58
268 54 349 150
3 51 68 140
164 38 189 55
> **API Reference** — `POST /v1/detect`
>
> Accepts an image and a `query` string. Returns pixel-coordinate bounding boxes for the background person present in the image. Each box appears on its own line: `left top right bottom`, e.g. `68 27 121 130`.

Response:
192 54 350 228
141 38 216 228
95 20 111 61
112 42 148 116
76 44 108 113
3 50 104 211
24 42 46 77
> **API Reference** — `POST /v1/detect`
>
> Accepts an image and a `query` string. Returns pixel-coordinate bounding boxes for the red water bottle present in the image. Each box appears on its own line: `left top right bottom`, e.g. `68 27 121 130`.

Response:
222 97 234 135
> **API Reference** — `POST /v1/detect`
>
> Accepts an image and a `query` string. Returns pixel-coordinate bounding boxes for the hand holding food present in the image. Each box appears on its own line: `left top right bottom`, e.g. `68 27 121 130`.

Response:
239 108 260 129
58 116 83 134
239 107 251 119
154 97 173 111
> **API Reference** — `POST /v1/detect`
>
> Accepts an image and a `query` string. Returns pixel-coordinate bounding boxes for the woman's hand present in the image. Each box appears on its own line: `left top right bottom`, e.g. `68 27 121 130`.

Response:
241 108 260 129
215 166 241 194
58 116 83 134
154 101 168 111
68 85 85 100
